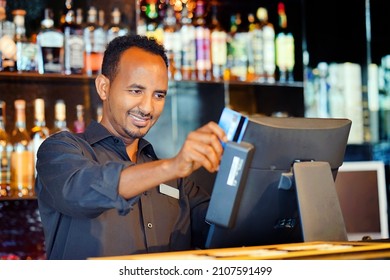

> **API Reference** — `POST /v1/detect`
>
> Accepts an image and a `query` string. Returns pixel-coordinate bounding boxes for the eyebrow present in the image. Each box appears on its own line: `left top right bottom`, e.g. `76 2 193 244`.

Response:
127 83 168 95
127 83 146 90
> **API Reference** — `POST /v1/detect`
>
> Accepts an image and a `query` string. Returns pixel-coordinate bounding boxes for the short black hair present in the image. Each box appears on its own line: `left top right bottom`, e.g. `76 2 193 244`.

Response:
101 34 168 82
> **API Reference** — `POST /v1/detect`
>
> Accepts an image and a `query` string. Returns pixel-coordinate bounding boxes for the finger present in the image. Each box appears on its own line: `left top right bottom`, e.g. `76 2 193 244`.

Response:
190 149 217 173
175 139 217 175
187 131 224 162
197 122 228 143
188 139 221 172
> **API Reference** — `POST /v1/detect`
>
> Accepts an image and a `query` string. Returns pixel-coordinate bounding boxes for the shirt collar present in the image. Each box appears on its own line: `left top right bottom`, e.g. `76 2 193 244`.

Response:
84 120 158 159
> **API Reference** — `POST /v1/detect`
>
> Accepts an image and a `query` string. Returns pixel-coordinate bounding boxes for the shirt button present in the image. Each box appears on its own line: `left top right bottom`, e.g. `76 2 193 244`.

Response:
147 223 153 229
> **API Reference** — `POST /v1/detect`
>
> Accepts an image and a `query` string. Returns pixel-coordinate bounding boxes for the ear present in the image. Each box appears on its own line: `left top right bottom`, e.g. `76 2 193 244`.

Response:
95 74 110 101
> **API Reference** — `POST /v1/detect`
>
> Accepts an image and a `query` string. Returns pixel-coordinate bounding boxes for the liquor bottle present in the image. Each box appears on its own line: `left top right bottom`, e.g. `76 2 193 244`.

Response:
257 7 275 83
275 2 295 83
73 104 85 133
0 100 12 196
60 0 73 26
106 7 129 44
247 13 257 32
51 99 70 134
245 13 255 82
13 9 38 72
30 98 49 176
10 99 34 197
62 5 84 75
36 8 64 74
162 2 180 80
209 2 227 81
0 1 16 71
224 14 236 81
76 8 84 27
84 6 106 76
98 9 105 29
229 13 249 81
194 0 212 81
169 5 182 81
143 0 164 44
179 6 196 80
248 9 264 83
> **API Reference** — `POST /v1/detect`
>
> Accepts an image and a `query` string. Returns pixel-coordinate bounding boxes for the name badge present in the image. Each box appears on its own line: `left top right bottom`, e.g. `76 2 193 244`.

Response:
159 184 180 200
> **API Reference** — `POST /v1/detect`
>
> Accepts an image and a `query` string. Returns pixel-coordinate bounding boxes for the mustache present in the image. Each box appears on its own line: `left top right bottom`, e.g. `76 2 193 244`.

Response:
128 109 152 119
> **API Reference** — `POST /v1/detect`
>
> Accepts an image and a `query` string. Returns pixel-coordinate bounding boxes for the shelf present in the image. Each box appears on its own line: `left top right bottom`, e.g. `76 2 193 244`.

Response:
0 195 37 201
0 72 303 88
0 71 94 81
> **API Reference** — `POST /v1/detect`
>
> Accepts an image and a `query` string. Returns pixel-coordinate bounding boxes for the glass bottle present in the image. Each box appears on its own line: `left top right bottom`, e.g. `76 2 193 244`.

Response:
257 7 275 83
275 2 295 83
0 1 16 71
51 99 70 134
194 0 212 81
73 104 85 133
84 6 106 76
36 8 64 74
143 0 164 44
209 3 227 81
229 13 249 81
62 6 84 75
60 0 73 26
106 7 128 44
30 98 49 176
168 2 182 81
13 9 38 72
162 2 180 80
179 6 196 81
76 8 84 27
247 10 263 83
10 99 34 197
0 100 12 196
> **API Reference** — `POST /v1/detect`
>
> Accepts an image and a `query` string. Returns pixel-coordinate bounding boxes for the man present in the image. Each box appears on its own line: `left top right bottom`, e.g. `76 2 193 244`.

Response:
35 35 227 260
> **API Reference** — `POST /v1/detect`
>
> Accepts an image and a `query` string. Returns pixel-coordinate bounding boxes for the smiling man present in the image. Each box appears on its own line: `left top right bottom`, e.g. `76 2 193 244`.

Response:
35 35 227 260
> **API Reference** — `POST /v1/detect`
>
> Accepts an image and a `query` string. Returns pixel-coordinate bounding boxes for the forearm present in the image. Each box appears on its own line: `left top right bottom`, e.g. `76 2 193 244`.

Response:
118 121 227 199
118 158 179 199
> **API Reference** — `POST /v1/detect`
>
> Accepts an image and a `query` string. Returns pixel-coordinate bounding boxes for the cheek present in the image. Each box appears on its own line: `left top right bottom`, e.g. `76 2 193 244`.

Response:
154 100 166 116
110 93 136 111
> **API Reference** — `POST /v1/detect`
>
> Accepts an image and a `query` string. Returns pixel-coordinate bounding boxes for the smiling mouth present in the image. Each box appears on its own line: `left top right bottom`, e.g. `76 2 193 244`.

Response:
129 113 151 127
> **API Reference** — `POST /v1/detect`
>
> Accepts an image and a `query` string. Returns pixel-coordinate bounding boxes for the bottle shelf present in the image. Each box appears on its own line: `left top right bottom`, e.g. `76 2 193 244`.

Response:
0 195 37 201
0 71 303 87
0 71 94 81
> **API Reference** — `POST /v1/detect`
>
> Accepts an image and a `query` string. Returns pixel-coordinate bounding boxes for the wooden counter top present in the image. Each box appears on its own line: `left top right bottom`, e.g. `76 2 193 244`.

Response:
89 241 390 260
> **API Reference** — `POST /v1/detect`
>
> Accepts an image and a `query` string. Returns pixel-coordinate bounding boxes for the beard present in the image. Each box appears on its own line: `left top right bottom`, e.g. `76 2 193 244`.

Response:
124 109 155 139
123 126 148 139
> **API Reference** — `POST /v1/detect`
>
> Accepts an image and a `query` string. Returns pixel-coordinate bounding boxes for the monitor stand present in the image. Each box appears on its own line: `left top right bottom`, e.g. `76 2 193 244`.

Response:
288 161 348 242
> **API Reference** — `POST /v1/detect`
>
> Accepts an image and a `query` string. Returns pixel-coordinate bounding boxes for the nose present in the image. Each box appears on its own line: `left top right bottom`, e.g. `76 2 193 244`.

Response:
138 92 153 114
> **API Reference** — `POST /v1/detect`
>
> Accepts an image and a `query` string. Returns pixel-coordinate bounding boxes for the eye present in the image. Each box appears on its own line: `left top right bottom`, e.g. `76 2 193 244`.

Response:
128 89 143 96
154 92 167 100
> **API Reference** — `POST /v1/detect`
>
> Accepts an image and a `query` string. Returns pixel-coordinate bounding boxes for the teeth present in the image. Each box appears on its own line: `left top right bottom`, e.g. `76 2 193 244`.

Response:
131 114 148 121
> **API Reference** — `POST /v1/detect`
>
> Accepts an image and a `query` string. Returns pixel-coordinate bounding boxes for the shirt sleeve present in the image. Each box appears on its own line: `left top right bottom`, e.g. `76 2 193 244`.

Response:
35 132 139 219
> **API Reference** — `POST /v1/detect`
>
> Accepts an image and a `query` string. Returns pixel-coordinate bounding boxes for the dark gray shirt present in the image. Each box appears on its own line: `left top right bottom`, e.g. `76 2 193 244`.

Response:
35 121 210 260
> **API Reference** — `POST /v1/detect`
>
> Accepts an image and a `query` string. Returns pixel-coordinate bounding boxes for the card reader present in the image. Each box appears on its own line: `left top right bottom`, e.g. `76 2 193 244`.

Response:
206 141 255 228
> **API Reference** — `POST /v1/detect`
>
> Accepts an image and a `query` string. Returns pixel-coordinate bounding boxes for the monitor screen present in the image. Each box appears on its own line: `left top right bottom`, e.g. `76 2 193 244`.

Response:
205 108 352 248
335 161 389 241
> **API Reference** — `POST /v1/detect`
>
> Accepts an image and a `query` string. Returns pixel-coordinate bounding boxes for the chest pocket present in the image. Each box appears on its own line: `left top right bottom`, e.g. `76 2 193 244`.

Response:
158 179 181 207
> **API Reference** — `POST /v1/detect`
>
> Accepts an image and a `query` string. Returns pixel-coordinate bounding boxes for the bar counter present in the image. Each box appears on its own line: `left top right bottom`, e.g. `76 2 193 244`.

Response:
89 241 390 260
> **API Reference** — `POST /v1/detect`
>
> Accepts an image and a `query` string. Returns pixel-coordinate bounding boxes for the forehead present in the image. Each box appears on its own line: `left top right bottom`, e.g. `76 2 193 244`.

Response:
115 47 168 85
120 47 165 67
